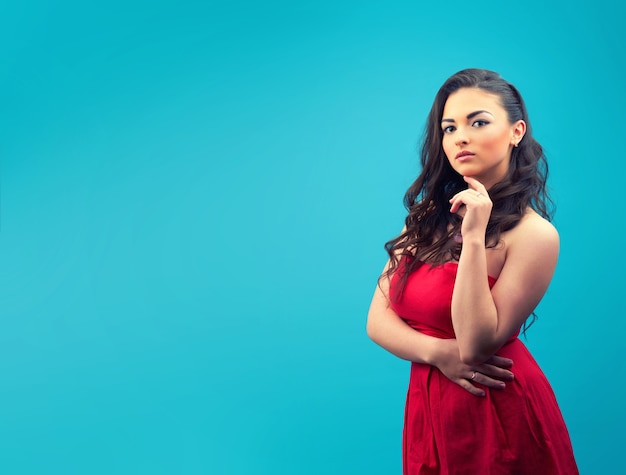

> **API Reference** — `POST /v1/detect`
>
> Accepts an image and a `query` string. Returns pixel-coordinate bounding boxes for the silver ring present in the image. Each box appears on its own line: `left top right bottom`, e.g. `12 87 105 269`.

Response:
470 371 477 380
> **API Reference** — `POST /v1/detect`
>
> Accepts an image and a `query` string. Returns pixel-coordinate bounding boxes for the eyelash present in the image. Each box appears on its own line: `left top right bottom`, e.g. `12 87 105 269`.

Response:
473 119 489 128
442 120 490 134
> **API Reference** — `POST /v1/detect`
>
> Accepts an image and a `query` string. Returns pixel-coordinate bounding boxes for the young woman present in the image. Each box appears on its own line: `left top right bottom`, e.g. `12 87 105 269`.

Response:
367 69 578 474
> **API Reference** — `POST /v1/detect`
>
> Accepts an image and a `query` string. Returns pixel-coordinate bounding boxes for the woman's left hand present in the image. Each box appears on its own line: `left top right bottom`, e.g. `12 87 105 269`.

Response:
449 176 493 240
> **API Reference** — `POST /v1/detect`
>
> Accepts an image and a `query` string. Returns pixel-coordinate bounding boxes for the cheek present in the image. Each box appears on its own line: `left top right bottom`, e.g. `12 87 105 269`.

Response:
481 130 510 153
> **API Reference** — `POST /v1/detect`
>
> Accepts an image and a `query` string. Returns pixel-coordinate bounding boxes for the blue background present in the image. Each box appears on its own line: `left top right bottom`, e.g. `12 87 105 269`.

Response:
0 0 623 473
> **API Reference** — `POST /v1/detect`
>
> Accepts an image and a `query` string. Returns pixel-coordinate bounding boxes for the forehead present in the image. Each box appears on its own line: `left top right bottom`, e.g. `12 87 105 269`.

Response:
442 88 506 119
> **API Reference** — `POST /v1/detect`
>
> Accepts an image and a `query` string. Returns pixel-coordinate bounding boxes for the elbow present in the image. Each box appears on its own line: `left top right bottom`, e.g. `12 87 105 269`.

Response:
366 316 376 341
458 345 492 366
366 312 381 343
456 321 501 365
459 353 489 366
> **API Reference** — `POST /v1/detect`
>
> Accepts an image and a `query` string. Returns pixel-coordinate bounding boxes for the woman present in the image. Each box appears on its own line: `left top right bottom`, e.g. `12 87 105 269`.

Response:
366 69 578 474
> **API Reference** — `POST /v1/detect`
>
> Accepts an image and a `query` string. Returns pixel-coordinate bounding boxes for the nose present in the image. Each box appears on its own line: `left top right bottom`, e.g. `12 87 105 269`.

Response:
455 131 469 146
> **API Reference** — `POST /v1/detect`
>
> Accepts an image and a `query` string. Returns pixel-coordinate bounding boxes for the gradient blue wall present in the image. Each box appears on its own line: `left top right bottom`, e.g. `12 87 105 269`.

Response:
1 1 623 473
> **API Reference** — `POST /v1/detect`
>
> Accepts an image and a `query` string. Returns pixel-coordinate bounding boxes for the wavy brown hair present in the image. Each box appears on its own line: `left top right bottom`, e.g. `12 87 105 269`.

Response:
382 69 553 318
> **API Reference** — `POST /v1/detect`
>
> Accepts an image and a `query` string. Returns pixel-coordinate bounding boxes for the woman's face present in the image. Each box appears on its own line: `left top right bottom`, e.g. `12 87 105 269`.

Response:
441 87 525 189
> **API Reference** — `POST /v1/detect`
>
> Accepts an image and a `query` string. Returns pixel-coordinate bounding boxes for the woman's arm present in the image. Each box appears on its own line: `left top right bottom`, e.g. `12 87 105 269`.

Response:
449 176 560 365
366 267 439 364
367 259 515 397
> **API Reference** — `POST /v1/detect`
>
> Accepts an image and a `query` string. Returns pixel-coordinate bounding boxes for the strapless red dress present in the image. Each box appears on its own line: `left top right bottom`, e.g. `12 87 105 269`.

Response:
390 261 579 475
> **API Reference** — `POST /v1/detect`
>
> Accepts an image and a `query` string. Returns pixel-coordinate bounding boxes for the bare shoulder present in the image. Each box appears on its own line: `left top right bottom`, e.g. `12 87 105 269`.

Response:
516 209 559 241
507 209 559 260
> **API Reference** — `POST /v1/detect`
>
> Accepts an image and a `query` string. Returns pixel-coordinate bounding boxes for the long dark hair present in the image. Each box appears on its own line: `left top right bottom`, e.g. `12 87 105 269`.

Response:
382 69 553 319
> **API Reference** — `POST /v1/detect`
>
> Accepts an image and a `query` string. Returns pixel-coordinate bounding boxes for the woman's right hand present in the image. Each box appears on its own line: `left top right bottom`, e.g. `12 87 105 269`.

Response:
434 339 515 397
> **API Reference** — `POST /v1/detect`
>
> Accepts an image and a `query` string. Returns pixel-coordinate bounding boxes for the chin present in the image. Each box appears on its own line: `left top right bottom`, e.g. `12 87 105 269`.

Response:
453 167 478 178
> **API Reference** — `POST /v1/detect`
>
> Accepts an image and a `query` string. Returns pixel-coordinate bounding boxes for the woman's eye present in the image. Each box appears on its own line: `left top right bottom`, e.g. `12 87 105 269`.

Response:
472 120 489 128
442 125 455 134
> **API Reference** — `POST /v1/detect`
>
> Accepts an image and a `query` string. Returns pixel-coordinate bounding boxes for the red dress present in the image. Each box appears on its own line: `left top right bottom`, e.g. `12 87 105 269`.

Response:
390 261 579 475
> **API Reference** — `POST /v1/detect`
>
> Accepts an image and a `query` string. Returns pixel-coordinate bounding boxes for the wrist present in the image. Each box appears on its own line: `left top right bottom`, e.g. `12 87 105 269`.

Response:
425 340 446 367
460 235 485 247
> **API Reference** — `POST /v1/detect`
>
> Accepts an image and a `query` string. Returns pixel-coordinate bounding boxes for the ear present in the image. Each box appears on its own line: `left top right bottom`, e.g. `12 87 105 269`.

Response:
511 120 526 147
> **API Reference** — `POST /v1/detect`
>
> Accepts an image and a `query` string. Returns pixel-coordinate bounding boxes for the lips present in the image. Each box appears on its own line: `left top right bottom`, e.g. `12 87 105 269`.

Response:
455 151 475 161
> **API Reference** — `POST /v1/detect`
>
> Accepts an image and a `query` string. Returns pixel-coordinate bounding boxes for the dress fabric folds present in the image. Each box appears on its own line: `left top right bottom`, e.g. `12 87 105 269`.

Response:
390 260 579 475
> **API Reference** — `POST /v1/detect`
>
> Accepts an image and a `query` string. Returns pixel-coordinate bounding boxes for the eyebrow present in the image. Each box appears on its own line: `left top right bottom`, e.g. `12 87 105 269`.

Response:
441 110 494 123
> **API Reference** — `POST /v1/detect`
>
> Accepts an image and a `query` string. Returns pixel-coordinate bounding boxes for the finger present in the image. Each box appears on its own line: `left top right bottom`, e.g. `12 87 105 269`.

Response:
483 358 515 380
486 355 514 368
482 366 515 383
479 363 515 381
474 366 513 387
450 193 482 213
456 379 486 397
449 196 465 213
449 192 471 212
463 176 487 194
472 372 507 390
463 178 490 203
